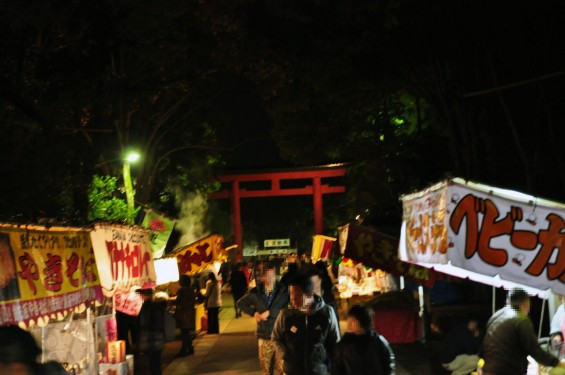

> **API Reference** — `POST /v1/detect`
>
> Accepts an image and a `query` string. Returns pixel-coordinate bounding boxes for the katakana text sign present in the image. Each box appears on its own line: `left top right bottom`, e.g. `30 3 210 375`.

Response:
401 180 565 294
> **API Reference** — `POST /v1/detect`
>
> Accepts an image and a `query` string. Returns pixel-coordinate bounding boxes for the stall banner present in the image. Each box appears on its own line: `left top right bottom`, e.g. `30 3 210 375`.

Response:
400 178 565 295
141 209 175 259
311 235 336 262
90 224 156 295
113 291 143 316
0 225 102 327
169 234 226 275
338 224 436 288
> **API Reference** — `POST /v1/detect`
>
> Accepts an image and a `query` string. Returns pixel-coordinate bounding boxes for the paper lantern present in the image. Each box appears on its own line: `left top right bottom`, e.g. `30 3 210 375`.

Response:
154 257 180 285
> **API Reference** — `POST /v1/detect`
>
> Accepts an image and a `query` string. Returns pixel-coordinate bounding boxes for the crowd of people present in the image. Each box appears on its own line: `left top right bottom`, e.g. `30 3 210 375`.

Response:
9 254 565 375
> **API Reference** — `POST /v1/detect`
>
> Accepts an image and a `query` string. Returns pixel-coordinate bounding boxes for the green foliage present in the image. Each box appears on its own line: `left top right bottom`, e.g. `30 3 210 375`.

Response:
87 175 139 223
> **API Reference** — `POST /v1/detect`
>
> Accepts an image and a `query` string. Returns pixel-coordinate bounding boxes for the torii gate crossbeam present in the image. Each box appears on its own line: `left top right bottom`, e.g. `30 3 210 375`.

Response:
208 165 346 259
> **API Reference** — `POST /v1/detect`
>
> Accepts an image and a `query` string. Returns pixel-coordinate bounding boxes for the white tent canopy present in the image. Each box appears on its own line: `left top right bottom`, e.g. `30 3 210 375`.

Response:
398 178 565 299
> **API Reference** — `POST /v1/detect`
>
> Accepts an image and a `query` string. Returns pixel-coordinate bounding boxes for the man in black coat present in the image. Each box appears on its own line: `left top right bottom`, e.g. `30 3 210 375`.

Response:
482 288 565 375
272 272 340 375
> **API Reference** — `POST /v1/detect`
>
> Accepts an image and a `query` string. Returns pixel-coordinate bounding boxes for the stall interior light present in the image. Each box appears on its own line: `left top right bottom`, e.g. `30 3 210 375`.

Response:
154 258 180 285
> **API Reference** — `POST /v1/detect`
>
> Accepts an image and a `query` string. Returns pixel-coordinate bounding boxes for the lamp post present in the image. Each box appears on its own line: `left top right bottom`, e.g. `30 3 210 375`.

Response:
123 151 140 224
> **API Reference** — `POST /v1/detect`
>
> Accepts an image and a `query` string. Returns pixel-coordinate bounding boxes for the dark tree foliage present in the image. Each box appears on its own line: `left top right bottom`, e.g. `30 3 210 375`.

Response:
1 0 564 244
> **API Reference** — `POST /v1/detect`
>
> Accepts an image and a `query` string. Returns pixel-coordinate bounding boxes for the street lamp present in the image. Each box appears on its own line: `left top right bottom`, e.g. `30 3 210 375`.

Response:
123 151 141 224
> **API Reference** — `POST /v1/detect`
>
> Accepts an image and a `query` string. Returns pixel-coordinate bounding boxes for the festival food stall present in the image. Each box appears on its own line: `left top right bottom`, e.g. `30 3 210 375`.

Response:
0 223 103 374
90 222 158 374
398 178 565 374
337 223 435 343
164 234 229 332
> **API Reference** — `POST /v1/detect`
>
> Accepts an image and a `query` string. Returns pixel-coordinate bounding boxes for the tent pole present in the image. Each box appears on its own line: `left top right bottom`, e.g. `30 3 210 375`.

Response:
492 286 496 315
418 285 426 343
539 298 546 339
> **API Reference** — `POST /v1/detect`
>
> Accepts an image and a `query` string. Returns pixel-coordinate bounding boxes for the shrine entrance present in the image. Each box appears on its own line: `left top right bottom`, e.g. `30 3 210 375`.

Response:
208 164 346 260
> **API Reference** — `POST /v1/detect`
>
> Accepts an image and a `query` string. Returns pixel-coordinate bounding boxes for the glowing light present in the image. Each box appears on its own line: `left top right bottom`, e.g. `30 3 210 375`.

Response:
154 258 180 285
125 151 141 163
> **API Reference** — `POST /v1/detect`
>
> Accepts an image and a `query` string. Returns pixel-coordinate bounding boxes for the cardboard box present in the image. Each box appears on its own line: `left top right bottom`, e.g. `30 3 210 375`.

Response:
98 361 128 375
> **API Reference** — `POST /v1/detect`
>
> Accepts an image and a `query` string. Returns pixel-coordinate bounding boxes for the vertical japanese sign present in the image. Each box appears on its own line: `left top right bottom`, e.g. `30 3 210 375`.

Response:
90 224 156 295
141 209 175 259
171 234 225 275
339 224 436 288
401 180 565 295
0 225 102 327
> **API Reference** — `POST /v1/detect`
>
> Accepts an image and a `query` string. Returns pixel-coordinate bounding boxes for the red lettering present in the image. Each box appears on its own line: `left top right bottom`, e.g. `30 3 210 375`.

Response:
526 214 565 280
66 253 80 287
450 194 523 267
18 253 39 295
44 253 63 292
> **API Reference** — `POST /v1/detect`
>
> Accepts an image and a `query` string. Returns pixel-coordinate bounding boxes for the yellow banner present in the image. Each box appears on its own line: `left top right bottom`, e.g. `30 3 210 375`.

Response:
0 224 102 327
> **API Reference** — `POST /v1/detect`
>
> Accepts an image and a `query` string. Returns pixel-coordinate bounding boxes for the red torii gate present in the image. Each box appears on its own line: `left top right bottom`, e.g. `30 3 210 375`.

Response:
208 164 346 259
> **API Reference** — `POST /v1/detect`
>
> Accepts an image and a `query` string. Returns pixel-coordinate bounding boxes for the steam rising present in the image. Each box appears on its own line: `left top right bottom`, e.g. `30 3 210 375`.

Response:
174 189 210 248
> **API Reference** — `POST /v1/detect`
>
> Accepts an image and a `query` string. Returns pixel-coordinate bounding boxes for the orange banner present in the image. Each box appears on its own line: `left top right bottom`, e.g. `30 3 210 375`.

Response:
169 234 226 275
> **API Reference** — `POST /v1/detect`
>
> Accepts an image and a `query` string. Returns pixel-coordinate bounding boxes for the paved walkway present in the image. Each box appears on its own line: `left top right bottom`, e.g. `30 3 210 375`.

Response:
155 294 436 375
164 304 261 375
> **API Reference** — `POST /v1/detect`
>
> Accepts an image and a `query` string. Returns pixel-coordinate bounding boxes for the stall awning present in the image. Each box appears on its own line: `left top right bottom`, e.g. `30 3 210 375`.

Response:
398 178 565 298
338 223 437 288
166 234 227 275
0 224 102 328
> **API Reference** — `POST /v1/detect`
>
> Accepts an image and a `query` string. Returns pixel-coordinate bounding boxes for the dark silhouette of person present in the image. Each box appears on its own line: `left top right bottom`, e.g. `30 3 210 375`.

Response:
332 305 395 375
204 272 222 334
0 325 67 375
135 288 167 375
230 263 248 318
174 274 197 357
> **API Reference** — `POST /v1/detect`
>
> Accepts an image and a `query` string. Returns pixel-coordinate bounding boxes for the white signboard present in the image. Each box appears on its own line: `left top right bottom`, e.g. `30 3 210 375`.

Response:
400 178 565 296
264 239 290 247
244 248 295 256
90 224 156 294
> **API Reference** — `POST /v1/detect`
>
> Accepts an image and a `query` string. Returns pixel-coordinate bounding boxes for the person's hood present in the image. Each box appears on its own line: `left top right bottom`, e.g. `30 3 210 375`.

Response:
307 294 326 315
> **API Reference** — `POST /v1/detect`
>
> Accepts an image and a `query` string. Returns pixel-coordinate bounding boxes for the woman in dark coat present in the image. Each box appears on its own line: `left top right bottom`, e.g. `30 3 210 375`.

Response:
174 274 197 356
332 305 395 375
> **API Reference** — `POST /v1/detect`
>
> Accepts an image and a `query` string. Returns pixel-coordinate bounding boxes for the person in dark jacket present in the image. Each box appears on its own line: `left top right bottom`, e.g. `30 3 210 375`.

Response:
174 274 197 357
237 261 289 374
230 263 249 318
272 272 340 375
135 288 167 375
439 317 481 375
481 288 565 375
313 261 339 321
332 305 394 375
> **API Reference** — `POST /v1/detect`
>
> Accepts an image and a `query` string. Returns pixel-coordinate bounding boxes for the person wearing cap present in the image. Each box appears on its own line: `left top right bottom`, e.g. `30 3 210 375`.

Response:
135 287 167 375
482 288 565 375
